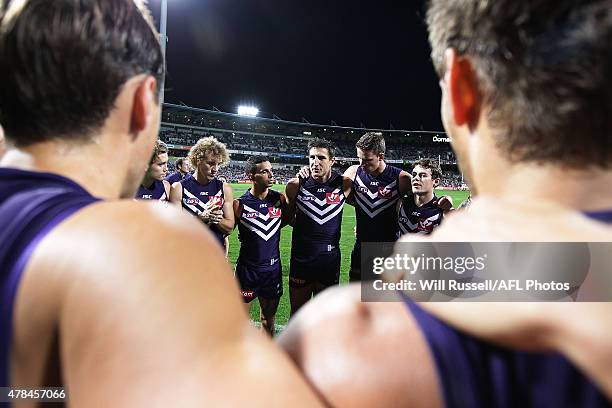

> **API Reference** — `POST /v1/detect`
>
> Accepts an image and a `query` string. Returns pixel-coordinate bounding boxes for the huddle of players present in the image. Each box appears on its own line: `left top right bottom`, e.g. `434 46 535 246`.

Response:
3 0 612 406
136 131 452 334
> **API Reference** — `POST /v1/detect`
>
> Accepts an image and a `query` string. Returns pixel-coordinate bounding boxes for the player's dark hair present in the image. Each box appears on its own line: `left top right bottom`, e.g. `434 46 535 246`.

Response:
307 138 335 158
356 132 385 154
245 155 270 175
175 158 184 168
0 0 164 147
414 158 442 180
427 0 612 168
150 140 168 165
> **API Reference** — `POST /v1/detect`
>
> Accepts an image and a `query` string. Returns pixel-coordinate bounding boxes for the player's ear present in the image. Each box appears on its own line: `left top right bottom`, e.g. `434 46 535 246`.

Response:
433 178 440 188
445 49 481 128
130 75 158 136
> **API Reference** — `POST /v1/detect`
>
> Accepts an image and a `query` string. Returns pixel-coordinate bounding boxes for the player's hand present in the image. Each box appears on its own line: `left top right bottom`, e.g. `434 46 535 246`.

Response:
208 208 224 225
436 195 454 211
296 166 310 179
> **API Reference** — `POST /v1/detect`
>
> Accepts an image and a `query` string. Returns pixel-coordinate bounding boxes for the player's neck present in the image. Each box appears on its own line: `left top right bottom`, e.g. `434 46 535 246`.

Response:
369 160 386 177
194 171 213 186
479 164 612 212
0 139 127 199
141 174 156 190
313 171 331 184
414 191 434 207
250 185 269 200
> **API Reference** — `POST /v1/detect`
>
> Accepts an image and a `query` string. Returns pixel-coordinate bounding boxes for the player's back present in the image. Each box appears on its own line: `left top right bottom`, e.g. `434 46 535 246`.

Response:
237 189 283 267
180 176 225 245
0 168 99 387
292 172 345 257
353 165 401 242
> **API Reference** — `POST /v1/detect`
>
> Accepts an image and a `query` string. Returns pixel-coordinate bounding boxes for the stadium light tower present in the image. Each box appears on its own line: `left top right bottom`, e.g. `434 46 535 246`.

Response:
237 105 260 117
159 0 168 105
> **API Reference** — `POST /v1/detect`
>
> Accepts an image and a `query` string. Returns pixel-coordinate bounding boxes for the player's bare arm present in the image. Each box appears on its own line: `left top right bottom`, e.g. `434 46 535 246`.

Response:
13 201 323 407
214 182 235 234
162 179 171 200
342 174 355 206
169 182 183 208
278 284 442 408
232 199 242 228
284 177 300 226
398 169 413 195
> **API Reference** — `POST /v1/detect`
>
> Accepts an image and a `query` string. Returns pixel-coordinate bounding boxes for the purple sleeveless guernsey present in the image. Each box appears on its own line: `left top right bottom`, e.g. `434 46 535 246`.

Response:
237 189 283 267
353 164 402 242
180 176 225 246
165 171 190 185
402 210 612 408
0 168 99 389
398 194 444 235
135 179 167 201
292 172 345 258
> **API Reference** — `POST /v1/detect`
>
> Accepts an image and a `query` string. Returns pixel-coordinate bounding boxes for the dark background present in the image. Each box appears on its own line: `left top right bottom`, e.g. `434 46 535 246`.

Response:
148 0 443 131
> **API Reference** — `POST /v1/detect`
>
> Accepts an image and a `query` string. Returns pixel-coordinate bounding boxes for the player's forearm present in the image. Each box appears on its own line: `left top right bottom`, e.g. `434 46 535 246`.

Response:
216 218 234 234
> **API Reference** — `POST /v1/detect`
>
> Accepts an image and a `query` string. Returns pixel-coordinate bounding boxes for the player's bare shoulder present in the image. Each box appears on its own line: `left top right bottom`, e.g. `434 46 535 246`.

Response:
403 196 612 242
343 165 359 180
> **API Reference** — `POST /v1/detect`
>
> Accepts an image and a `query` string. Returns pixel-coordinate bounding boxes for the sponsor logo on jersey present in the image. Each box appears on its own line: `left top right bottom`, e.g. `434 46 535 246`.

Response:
185 198 199 205
301 196 316 202
412 211 422 217
200 191 209 196
142 194 152 199
418 219 435 232
268 207 282 218
378 186 393 199
241 290 255 299
260 203 268 208
370 181 380 186
357 186 369 194
244 211 259 219
210 196 223 207
317 188 326 193
326 192 341 204
399 216 408 223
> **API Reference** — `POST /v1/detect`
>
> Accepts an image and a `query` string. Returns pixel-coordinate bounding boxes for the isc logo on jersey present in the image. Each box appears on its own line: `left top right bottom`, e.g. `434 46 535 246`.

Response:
268 207 282 218
326 192 341 204
378 187 393 199
142 194 152 199
209 196 223 207
184 198 199 205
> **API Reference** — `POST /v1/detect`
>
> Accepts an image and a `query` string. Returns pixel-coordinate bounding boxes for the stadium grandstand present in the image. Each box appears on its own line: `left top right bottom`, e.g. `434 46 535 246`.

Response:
159 103 465 187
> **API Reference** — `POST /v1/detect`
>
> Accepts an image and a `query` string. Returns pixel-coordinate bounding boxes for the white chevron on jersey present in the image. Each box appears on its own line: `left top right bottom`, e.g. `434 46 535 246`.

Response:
241 206 282 232
398 204 441 234
242 204 276 222
298 186 342 206
355 193 398 218
182 188 204 214
183 187 223 214
354 176 398 201
297 191 345 217
297 201 345 225
240 218 282 241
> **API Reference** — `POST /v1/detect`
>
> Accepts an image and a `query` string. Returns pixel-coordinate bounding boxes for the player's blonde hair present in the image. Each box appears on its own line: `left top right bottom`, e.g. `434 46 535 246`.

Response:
188 136 230 168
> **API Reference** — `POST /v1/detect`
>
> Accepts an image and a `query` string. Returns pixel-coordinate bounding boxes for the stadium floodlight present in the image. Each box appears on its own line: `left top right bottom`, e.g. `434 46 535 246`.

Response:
237 106 259 117
159 0 168 105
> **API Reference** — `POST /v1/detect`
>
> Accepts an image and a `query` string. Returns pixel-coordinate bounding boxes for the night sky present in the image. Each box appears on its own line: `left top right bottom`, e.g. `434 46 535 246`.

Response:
148 0 443 131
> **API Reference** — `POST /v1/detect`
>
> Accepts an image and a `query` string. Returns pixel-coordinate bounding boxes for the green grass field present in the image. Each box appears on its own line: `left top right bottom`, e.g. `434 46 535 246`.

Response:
227 183 470 327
